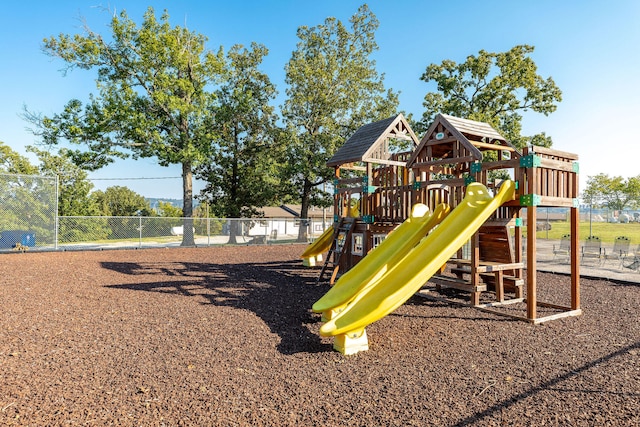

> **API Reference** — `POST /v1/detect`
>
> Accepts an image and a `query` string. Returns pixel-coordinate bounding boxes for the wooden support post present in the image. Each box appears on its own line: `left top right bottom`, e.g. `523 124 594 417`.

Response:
527 206 537 320
470 232 481 305
333 167 340 221
363 163 373 218
570 207 580 309
495 270 505 302
514 207 524 298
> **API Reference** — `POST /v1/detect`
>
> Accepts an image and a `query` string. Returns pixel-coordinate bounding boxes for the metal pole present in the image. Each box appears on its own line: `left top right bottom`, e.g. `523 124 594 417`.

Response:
54 175 59 250
546 207 549 239
206 202 210 246
589 200 593 236
138 213 142 248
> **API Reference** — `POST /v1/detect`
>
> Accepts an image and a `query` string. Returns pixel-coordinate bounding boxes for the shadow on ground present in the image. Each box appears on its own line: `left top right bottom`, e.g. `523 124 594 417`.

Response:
101 259 332 355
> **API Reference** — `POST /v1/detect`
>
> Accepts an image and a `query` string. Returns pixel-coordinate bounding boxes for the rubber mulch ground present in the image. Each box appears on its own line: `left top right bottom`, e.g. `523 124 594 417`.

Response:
1 244 638 426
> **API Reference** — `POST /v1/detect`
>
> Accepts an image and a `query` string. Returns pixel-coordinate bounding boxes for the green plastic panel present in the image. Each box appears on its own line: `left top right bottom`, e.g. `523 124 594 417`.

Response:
520 193 542 206
362 215 375 224
520 154 542 168
363 185 377 194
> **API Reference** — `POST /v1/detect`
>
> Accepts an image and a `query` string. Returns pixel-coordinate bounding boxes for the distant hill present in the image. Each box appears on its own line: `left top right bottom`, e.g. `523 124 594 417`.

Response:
146 198 204 215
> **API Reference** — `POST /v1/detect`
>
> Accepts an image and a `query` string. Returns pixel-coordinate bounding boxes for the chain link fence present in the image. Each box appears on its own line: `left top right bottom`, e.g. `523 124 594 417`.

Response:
0 173 57 250
5 171 636 256
55 216 331 251
0 172 334 252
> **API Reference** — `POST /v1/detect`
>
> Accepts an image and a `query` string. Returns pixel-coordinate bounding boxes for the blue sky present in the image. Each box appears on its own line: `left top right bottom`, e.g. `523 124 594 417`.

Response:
1 0 638 198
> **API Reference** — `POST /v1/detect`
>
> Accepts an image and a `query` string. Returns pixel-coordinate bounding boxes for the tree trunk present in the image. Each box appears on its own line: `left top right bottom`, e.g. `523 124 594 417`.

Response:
228 220 240 244
181 161 195 246
297 178 312 242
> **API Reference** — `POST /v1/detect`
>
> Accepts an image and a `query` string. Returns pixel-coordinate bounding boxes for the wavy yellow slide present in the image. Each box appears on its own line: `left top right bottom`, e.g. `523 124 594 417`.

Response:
300 225 334 263
319 181 516 338
312 203 450 317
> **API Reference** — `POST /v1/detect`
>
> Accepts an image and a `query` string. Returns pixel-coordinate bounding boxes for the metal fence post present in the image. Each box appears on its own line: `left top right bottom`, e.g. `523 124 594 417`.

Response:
138 213 143 248
206 204 210 246
55 174 59 250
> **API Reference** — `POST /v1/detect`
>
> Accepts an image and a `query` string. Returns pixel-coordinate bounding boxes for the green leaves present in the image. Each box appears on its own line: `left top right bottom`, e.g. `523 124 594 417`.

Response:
91 185 152 216
419 44 562 149
0 142 39 175
196 43 280 221
282 5 398 235
28 7 230 243
585 174 640 211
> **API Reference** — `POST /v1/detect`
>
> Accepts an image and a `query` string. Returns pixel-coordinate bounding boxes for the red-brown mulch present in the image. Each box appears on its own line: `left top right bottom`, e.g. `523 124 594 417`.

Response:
1 245 638 426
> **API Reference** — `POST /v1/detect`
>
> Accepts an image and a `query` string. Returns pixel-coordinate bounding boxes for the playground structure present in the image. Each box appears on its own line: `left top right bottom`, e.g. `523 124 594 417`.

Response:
303 113 582 354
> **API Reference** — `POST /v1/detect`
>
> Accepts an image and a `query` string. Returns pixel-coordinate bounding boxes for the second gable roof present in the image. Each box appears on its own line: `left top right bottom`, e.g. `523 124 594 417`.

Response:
327 113 419 167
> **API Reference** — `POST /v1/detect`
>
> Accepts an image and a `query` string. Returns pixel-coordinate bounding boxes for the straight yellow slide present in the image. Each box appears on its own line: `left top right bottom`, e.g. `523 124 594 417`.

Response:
300 225 334 260
312 203 450 315
319 181 516 338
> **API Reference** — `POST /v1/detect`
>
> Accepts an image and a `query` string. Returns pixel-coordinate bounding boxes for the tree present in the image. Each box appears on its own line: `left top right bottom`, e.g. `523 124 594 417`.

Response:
196 43 280 244
28 146 100 216
281 5 398 241
0 141 38 175
156 201 182 217
0 143 57 244
91 186 153 240
418 45 562 149
26 7 225 246
584 174 640 212
92 186 152 216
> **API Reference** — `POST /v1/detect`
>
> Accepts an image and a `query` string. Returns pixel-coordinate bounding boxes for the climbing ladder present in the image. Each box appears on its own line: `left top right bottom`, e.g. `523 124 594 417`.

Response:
316 217 355 285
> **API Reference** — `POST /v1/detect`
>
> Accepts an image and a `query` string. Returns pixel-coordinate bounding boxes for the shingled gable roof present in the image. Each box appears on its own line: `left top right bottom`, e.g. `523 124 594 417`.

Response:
326 113 419 167
407 113 520 166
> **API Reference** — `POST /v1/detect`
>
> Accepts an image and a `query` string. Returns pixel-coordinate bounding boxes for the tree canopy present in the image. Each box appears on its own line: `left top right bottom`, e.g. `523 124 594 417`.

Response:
0 141 38 175
583 174 640 211
28 146 100 217
14 6 583 236
28 7 226 245
92 186 153 217
281 4 398 240
196 43 281 244
418 45 562 149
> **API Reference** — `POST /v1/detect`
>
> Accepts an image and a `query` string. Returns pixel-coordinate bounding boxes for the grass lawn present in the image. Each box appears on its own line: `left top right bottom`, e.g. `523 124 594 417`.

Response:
532 220 640 245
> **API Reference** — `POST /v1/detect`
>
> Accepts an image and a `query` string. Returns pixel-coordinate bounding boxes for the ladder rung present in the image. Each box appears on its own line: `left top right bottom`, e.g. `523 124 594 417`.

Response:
316 217 355 284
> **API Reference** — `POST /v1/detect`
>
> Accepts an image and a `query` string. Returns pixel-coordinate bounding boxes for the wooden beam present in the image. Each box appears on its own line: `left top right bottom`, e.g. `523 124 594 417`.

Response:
527 145 579 160
526 205 537 320
483 218 518 227
412 156 477 168
539 157 578 172
471 159 521 171
471 141 516 152
530 309 583 324
339 163 367 171
470 232 480 305
362 157 408 167
425 136 458 146
571 207 580 310
336 186 364 195
539 196 578 207
335 177 363 185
